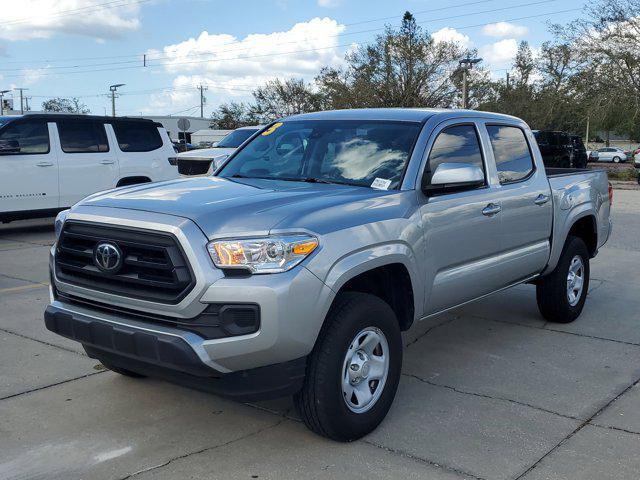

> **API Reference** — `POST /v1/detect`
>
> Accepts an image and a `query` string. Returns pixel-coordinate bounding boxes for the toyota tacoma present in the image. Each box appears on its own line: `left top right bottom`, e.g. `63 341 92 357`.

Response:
45 109 612 441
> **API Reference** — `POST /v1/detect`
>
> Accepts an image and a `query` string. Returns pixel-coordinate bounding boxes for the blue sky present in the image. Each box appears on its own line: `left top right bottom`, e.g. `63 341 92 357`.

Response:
0 0 588 117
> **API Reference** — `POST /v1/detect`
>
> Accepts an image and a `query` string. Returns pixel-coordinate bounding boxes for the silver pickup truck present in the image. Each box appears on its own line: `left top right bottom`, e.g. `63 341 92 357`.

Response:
45 109 612 441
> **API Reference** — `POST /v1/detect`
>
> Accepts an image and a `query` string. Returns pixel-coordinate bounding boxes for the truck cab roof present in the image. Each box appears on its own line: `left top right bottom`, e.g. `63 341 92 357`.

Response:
285 108 521 124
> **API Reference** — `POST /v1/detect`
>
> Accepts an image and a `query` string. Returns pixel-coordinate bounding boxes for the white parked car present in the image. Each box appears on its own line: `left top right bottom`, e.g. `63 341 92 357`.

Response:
589 147 628 163
175 125 262 176
0 113 178 223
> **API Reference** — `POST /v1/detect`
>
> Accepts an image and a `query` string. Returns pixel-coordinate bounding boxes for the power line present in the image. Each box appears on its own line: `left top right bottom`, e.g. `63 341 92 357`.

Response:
0 1 571 80
0 0 559 70
0 0 155 28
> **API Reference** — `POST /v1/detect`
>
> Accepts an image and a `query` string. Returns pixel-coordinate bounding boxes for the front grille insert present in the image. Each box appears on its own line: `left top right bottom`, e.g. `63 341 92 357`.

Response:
55 221 195 304
178 159 212 176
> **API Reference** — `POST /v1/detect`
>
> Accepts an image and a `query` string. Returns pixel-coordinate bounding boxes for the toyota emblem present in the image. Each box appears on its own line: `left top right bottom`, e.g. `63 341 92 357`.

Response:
94 242 123 273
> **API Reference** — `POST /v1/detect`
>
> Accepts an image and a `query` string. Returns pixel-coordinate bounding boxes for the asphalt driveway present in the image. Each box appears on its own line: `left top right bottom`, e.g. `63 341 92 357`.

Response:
1 189 639 480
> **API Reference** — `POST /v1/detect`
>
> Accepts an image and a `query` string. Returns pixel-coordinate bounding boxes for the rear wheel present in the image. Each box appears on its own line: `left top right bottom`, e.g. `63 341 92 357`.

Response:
613 156 621 163
294 292 402 441
536 236 590 323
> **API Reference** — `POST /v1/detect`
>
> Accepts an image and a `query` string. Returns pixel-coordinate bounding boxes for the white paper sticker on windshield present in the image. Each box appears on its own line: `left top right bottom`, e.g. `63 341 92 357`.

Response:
371 178 392 190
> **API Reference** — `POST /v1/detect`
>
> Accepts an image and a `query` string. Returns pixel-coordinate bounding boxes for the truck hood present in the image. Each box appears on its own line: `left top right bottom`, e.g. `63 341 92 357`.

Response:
178 147 235 160
79 176 399 238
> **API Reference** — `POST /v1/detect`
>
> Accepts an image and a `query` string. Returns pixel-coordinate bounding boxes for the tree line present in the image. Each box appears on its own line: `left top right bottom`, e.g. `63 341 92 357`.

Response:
211 1 640 143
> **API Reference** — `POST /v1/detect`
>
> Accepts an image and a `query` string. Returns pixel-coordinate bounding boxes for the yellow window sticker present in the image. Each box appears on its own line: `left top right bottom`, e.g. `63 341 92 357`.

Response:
262 122 284 136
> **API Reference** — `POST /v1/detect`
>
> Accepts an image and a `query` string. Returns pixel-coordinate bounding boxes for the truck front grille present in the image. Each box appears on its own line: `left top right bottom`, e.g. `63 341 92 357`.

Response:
178 159 212 176
55 221 195 304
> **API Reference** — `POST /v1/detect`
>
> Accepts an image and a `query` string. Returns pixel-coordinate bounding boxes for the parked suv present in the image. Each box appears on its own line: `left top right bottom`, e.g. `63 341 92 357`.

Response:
45 109 612 441
0 114 178 223
570 135 588 168
532 130 573 167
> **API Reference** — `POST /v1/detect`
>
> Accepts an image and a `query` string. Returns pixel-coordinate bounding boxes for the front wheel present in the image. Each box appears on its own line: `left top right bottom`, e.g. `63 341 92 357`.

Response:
294 292 402 441
536 236 590 323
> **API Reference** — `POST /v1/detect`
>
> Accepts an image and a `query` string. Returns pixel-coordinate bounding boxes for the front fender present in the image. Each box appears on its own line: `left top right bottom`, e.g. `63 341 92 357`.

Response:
321 242 424 321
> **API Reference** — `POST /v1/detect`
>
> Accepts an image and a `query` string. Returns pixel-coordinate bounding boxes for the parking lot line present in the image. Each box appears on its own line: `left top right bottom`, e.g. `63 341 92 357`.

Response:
0 283 49 294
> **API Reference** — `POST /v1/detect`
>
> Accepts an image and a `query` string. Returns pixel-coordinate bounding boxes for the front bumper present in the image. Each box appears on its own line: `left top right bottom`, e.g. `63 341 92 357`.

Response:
44 304 307 401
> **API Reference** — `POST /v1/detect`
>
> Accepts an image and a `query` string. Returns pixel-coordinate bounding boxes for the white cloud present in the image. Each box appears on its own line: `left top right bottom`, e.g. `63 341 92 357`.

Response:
431 27 472 48
481 22 528 38
0 0 142 41
145 17 346 114
318 0 341 7
22 67 49 85
480 38 519 65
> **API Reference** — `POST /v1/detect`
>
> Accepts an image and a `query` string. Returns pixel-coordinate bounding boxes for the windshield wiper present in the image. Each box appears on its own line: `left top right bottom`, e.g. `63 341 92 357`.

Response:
229 175 359 187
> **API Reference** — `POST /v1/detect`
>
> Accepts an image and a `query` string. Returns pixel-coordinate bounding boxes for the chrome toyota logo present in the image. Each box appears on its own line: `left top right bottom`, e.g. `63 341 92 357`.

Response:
94 242 122 273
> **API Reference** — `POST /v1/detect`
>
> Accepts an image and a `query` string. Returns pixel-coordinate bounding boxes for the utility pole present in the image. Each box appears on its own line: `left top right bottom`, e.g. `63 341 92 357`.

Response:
109 83 125 117
458 58 482 109
24 96 31 112
15 88 28 114
198 84 207 118
0 90 10 115
585 115 590 146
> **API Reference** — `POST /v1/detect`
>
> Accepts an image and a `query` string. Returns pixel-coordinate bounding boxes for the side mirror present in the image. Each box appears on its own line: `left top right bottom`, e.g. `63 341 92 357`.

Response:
424 162 484 194
0 139 20 154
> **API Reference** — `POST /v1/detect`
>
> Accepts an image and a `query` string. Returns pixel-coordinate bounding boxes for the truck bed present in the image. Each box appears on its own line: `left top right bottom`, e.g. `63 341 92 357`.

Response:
545 167 604 177
542 166 610 275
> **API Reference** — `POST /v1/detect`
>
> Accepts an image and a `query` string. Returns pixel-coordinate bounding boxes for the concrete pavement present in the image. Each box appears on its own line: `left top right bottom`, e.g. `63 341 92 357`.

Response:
1 190 639 480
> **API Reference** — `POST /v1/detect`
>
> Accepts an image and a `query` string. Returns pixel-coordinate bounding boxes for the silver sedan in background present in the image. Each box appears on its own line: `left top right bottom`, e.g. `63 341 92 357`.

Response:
589 147 628 163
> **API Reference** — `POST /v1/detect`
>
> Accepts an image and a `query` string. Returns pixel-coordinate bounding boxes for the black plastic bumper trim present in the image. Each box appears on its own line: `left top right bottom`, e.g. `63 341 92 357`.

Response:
44 305 306 401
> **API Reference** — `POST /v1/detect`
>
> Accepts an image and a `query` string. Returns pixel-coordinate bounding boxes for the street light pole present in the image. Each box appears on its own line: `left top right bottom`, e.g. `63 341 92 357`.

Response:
109 83 125 117
0 90 10 116
458 57 482 109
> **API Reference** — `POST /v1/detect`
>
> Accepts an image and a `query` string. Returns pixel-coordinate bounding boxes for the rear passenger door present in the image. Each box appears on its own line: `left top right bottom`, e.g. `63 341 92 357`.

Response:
484 123 552 280
56 119 119 207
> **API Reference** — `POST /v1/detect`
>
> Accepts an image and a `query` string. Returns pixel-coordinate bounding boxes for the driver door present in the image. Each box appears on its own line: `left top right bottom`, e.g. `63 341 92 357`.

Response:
418 121 504 315
0 119 59 215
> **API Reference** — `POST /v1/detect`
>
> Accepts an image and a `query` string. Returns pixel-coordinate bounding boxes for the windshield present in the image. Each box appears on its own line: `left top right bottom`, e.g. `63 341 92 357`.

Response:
218 120 421 189
217 128 258 148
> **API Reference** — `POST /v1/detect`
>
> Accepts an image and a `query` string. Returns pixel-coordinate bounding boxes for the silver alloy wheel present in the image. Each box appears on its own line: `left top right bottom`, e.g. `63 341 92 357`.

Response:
566 255 585 307
341 327 390 414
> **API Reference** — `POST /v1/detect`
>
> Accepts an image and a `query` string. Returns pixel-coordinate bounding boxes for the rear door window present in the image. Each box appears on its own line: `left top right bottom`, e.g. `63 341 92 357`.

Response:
487 125 535 184
0 120 50 154
113 121 163 152
58 120 109 153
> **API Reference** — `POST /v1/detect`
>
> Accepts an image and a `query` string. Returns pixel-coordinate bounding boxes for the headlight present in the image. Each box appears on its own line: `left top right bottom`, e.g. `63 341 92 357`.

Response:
207 235 318 274
54 209 70 240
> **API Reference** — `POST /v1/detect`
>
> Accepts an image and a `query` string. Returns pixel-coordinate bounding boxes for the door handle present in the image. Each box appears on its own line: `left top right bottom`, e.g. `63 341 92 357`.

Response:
36 161 54 167
99 159 116 165
482 203 502 216
534 194 550 205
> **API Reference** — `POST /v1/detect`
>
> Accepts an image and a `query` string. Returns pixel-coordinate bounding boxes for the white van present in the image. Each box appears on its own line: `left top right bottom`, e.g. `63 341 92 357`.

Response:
0 114 178 222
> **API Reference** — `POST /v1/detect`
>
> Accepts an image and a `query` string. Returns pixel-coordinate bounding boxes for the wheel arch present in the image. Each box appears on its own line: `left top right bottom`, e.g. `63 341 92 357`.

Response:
322 245 422 332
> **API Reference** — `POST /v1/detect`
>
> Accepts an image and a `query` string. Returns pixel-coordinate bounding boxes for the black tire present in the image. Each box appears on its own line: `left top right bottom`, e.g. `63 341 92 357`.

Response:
613 156 621 163
536 236 590 323
294 292 402 441
102 362 147 378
